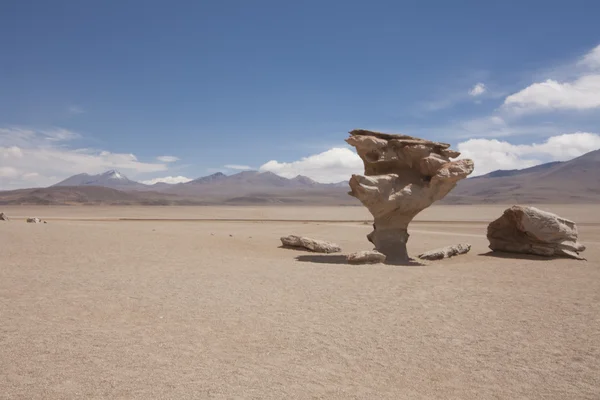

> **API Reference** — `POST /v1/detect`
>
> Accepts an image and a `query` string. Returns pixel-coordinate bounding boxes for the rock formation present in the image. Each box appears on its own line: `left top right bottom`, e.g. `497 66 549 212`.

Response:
26 217 42 223
280 235 341 253
418 244 471 261
347 250 386 264
0 212 8 221
346 129 474 263
487 206 586 260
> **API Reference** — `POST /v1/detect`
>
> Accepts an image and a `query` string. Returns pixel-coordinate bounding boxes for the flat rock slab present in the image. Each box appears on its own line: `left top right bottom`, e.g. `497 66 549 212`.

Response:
280 235 341 253
418 244 471 260
347 250 386 264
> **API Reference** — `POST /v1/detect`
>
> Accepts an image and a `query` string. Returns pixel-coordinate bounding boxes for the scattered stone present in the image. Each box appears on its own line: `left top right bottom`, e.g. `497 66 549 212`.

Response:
0 212 8 221
346 129 474 264
347 250 386 264
487 206 586 260
26 217 42 224
280 235 341 253
418 244 471 260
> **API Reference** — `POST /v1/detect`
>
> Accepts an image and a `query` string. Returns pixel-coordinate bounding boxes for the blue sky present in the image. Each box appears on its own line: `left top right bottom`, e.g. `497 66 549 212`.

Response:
1 0 600 188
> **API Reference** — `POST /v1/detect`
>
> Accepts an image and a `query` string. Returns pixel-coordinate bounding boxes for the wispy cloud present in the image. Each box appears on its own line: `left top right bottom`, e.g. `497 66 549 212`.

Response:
157 155 179 163
224 164 252 170
67 105 85 115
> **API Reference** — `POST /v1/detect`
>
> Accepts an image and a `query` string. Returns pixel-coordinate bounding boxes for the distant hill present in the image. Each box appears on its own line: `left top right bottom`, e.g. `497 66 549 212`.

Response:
442 149 600 204
0 186 171 206
0 170 356 206
53 170 148 190
164 171 343 197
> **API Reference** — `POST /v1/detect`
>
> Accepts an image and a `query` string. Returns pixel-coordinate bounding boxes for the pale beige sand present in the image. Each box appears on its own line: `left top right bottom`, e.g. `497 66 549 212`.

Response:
1 205 599 399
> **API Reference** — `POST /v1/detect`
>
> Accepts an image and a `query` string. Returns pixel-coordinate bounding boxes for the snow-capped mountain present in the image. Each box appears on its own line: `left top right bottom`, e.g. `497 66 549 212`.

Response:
52 170 146 189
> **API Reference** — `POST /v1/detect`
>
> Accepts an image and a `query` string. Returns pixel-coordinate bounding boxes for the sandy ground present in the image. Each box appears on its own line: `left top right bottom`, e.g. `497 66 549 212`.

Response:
1 205 599 399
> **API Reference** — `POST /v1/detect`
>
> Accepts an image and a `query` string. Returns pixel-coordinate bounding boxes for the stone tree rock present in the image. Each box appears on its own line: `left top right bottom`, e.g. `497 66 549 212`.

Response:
280 235 341 253
487 206 586 260
346 129 474 264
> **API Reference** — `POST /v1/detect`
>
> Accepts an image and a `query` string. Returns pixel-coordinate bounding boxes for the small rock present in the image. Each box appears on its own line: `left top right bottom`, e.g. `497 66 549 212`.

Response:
418 243 471 260
0 212 8 221
347 250 386 264
26 217 42 224
280 235 341 253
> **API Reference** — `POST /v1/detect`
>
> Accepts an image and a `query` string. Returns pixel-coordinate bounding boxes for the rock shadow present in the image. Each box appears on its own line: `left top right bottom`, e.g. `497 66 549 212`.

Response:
295 254 425 266
478 251 555 261
295 255 348 264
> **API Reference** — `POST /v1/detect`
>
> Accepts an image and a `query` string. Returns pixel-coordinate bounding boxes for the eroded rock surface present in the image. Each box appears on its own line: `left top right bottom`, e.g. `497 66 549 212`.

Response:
487 206 586 260
347 129 474 264
280 235 341 253
347 250 386 264
418 244 471 260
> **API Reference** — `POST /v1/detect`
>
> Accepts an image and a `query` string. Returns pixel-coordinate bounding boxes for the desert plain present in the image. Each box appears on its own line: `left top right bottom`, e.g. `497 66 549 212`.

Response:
1 204 599 399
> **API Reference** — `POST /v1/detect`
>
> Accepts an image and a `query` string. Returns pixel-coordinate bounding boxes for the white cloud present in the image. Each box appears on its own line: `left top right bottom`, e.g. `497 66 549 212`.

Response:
224 164 252 170
259 147 362 183
469 83 487 96
157 155 179 163
504 75 600 112
141 176 192 185
504 44 600 113
579 44 600 69
0 127 169 190
457 132 600 176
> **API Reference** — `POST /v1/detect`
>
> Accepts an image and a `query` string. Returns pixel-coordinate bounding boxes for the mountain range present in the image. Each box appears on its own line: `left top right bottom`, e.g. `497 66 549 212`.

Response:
442 149 600 204
1 149 598 205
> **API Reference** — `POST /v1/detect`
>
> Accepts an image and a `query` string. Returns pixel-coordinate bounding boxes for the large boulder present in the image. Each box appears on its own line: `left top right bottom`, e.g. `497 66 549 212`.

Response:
418 243 471 260
487 206 586 260
280 235 341 253
346 129 474 264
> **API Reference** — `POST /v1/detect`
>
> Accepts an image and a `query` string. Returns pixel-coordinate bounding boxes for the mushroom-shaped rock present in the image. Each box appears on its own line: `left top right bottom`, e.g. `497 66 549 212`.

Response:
487 206 586 260
0 213 8 221
346 129 474 264
26 217 42 224
347 250 386 264
418 244 471 261
280 235 341 253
